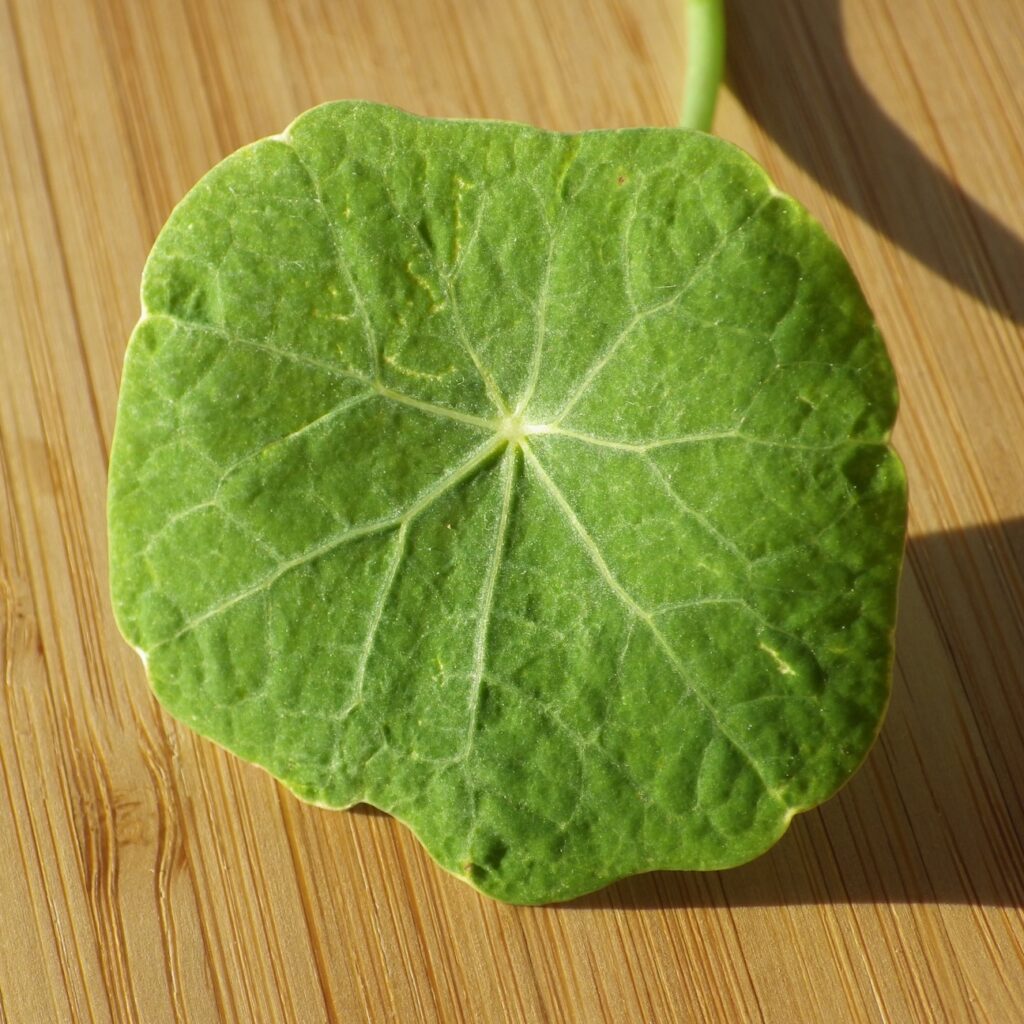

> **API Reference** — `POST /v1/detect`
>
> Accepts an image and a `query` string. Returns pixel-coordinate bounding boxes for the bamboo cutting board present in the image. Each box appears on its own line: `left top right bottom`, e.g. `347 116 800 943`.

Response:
2 0 1023 1020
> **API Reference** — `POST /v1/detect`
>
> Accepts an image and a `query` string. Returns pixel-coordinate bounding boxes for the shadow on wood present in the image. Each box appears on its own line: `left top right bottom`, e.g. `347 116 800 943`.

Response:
348 802 390 818
567 518 1024 909
725 0 1024 327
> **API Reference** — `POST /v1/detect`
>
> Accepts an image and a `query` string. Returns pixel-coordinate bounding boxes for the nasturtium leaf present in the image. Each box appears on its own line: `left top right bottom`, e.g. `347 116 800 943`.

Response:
109 101 906 904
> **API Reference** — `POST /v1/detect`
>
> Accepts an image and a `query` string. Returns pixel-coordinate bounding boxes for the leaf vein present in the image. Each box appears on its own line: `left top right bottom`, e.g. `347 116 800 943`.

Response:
552 194 773 423
150 437 501 649
459 446 518 758
538 425 869 454
523 445 783 803
144 314 496 432
369 169 509 413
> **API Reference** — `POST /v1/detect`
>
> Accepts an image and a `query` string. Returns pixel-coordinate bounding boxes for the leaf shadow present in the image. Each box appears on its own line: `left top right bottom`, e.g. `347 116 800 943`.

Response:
723 0 1024 326
348 803 389 818
567 518 1024 909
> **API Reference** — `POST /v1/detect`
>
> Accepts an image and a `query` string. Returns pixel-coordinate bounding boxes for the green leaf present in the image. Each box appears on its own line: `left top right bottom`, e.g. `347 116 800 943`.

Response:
108 101 906 904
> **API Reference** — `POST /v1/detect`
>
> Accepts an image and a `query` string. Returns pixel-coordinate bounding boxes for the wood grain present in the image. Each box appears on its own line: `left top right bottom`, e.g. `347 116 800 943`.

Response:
2 0 1022 1020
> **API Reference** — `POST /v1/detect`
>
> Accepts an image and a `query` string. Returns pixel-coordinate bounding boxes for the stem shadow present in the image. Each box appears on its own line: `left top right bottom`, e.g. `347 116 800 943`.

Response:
723 0 1023 326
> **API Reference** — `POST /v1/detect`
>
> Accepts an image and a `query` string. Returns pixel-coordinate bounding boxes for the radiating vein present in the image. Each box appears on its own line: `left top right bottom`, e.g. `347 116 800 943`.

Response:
552 194 773 424
145 313 497 432
516 234 556 414
209 392 376 499
146 313 375 385
517 193 562 414
538 425 738 451
522 445 783 802
460 446 517 757
538 425 863 454
151 437 501 649
375 385 497 430
515 139 587 413
549 299 677 426
371 171 508 414
442 290 510 416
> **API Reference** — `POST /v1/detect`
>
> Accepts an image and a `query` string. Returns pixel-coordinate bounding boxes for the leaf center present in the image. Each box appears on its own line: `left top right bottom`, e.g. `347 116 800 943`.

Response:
496 413 549 447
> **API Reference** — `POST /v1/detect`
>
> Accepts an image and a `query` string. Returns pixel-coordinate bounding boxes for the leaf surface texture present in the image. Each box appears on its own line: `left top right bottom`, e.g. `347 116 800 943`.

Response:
109 102 906 903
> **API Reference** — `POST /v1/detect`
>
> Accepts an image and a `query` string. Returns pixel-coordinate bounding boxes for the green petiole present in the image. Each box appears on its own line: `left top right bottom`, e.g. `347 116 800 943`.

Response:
681 0 726 132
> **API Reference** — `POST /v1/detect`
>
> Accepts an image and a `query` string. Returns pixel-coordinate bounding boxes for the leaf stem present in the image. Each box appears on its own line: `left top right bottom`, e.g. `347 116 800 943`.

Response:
680 0 725 132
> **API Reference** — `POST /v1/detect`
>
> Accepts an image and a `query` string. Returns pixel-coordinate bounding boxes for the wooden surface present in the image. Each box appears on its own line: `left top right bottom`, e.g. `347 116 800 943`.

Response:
2 0 1023 1020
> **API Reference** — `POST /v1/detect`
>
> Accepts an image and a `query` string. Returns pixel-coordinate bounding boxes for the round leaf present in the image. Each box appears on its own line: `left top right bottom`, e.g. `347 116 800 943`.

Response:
108 102 907 904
